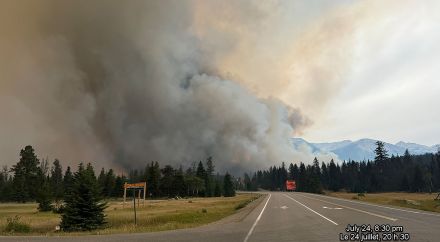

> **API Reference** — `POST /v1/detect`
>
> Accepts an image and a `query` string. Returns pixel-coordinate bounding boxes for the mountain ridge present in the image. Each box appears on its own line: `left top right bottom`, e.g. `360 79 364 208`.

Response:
292 138 439 161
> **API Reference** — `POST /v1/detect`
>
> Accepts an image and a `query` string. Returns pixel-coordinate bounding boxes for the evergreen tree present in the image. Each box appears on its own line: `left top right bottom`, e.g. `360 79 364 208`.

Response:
297 163 307 192
279 162 288 190
112 175 126 198
36 177 53 212
412 165 425 192
328 159 340 191
160 165 175 197
196 161 206 195
60 163 107 231
97 168 106 196
374 141 389 162
205 157 215 197
103 169 116 197
308 158 322 193
0 166 12 202
147 161 161 197
50 159 64 202
11 145 40 202
196 161 206 179
223 172 235 197
288 163 295 180
214 181 222 197
401 175 410 192
320 162 329 190
172 167 186 197
63 166 74 198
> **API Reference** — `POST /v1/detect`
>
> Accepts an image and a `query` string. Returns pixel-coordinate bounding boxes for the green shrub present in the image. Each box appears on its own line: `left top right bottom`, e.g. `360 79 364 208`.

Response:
201 208 207 213
4 216 31 233
357 193 365 197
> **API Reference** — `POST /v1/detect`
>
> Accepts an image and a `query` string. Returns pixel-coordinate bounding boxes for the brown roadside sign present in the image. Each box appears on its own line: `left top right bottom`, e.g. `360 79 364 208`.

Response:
124 182 146 189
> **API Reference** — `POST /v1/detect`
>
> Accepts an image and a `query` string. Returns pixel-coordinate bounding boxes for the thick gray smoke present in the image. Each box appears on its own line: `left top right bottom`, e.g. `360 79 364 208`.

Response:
0 1 319 172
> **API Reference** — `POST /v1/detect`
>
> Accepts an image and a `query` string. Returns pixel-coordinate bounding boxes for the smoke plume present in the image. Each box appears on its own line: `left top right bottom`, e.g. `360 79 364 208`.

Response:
0 0 356 172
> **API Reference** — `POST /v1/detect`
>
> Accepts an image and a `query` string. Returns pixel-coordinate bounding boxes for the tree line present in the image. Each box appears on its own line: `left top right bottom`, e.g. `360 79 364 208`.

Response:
0 146 236 204
241 141 440 194
0 145 236 231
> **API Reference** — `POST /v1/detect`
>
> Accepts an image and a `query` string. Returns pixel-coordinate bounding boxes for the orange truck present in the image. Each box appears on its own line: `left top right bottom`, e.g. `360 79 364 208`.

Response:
285 180 296 191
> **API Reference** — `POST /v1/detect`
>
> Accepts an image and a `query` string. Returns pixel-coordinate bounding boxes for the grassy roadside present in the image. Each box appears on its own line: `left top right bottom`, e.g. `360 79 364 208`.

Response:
0 193 261 236
326 192 440 213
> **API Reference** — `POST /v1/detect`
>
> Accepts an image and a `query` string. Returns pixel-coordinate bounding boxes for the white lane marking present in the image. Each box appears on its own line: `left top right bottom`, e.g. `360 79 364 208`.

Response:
283 194 338 225
307 193 440 218
297 194 397 222
323 206 343 210
244 193 271 242
280 206 288 210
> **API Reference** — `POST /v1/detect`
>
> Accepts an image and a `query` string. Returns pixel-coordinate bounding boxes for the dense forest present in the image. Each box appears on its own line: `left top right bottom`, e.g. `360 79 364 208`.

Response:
240 141 440 194
0 146 235 204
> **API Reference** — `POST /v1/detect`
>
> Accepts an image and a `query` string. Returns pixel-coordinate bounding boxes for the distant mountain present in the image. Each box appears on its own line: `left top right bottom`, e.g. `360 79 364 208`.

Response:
293 138 439 161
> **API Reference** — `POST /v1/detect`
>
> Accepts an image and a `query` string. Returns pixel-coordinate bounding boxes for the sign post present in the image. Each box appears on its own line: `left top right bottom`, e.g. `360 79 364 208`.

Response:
123 182 147 208
123 182 147 225
133 188 137 225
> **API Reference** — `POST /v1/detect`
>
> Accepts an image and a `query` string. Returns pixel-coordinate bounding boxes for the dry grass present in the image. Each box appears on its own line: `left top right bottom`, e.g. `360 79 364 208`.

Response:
0 193 260 236
326 192 440 213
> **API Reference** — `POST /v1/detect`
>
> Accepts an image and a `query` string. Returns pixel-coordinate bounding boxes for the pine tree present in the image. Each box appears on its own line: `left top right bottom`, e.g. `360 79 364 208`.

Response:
147 161 161 197
172 167 186 197
288 163 295 180
112 175 125 198
97 168 106 196
205 157 215 197
63 166 74 198
401 175 410 192
328 159 340 192
50 159 64 202
60 163 107 231
214 181 222 197
223 172 235 197
103 169 116 197
160 165 175 197
11 145 40 202
297 163 307 192
374 141 389 162
36 177 53 212
308 158 322 193
196 161 206 196
412 165 425 192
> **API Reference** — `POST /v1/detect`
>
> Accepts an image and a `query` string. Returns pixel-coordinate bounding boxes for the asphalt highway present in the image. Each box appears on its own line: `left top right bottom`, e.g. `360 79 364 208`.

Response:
3 192 440 242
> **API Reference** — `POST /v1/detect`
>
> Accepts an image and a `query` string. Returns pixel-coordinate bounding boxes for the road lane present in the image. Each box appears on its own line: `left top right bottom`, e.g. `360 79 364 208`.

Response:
294 192 440 242
2 192 440 242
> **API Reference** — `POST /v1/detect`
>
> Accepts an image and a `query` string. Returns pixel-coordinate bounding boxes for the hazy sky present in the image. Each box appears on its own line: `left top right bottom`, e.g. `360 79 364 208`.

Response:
198 0 440 146
299 0 440 146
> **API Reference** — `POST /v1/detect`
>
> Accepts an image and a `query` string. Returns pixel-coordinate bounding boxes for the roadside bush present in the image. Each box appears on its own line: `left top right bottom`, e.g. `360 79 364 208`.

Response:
4 216 31 233
201 208 207 213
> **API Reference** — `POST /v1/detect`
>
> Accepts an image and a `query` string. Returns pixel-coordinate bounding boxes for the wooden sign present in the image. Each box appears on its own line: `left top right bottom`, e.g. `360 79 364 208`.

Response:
124 182 146 189
123 182 147 208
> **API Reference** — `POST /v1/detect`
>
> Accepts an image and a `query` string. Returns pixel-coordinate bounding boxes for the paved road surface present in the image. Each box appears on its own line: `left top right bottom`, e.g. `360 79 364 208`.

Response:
3 192 440 242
